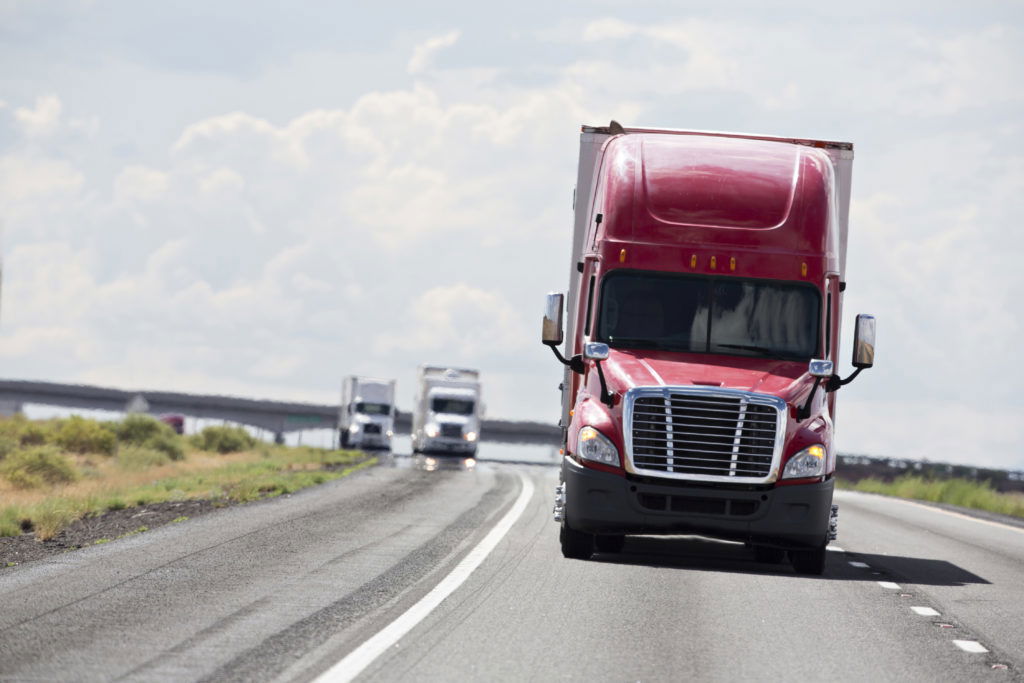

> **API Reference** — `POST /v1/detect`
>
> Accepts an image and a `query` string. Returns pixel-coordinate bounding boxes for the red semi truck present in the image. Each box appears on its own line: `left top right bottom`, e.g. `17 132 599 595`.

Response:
542 122 876 575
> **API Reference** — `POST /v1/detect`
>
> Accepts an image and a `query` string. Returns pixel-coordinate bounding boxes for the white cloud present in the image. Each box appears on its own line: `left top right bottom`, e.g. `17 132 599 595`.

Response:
114 165 169 203
0 155 83 204
377 283 527 359
14 94 61 137
407 29 460 75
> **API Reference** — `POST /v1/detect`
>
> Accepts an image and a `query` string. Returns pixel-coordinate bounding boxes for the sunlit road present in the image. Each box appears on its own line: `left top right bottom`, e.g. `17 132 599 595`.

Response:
1 456 1022 682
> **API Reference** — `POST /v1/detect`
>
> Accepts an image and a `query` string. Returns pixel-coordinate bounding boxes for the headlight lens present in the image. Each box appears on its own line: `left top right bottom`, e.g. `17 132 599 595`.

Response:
464 431 478 442
424 423 439 438
577 426 619 467
782 444 826 479
348 424 359 434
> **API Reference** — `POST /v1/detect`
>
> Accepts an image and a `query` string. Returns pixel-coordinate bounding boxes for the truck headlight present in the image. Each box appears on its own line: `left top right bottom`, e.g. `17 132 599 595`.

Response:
425 423 439 438
348 424 359 434
782 444 826 479
577 426 619 467
386 430 394 438
464 431 478 442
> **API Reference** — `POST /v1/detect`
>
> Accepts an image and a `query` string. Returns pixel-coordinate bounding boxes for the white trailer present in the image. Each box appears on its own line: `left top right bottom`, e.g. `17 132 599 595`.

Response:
411 365 482 456
340 376 396 451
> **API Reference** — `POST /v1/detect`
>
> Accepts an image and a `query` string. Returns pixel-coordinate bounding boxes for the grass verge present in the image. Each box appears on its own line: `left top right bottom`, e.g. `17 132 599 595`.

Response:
839 475 1024 519
0 415 375 541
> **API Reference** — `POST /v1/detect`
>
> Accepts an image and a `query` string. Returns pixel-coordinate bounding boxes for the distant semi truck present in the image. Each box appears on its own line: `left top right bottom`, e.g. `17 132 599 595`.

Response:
340 376 396 451
411 365 482 456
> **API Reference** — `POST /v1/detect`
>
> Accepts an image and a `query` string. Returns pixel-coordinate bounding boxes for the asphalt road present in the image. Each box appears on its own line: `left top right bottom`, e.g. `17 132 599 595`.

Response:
1 456 1022 682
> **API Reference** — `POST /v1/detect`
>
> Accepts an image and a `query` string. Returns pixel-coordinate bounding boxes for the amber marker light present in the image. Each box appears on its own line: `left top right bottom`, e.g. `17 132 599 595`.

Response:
801 262 808 277
710 256 717 269
690 255 697 268
730 257 736 271
619 249 627 263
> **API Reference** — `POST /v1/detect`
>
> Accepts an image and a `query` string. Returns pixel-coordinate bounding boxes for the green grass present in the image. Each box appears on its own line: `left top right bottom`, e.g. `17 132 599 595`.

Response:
841 475 1024 519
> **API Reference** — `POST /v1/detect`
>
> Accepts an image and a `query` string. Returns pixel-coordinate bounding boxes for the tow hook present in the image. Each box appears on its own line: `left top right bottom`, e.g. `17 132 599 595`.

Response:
553 483 566 523
828 504 839 541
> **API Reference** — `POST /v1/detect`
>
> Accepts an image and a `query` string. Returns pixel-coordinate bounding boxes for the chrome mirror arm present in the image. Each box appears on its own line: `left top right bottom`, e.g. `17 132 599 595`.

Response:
545 342 584 375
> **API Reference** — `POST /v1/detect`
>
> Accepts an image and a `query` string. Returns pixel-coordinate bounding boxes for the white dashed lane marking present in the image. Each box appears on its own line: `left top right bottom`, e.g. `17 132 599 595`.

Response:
849 561 870 568
827 546 845 552
953 640 989 654
878 581 902 590
911 606 940 617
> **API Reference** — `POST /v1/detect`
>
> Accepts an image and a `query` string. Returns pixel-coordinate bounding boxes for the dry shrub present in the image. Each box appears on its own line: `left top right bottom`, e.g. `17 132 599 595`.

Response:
56 416 117 455
0 446 80 489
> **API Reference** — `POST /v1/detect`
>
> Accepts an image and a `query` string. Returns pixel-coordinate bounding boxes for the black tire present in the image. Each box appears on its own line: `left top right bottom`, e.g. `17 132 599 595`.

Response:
790 544 827 575
340 430 349 449
560 523 593 560
594 534 625 554
753 545 786 564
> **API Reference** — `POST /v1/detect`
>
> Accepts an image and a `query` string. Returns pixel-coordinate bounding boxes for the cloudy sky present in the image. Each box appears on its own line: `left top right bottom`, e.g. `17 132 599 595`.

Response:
1 1 1021 467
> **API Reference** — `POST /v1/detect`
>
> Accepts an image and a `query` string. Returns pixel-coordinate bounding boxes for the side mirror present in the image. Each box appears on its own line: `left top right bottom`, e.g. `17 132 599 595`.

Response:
808 359 834 378
542 293 565 345
583 341 609 361
852 314 876 369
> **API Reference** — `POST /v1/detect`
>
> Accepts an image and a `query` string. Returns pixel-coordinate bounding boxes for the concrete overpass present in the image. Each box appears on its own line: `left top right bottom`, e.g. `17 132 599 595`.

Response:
0 380 561 446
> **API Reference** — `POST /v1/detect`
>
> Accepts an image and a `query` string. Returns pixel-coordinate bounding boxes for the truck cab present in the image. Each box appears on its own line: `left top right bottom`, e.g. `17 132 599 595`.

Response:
340 376 396 451
543 123 876 574
412 365 482 456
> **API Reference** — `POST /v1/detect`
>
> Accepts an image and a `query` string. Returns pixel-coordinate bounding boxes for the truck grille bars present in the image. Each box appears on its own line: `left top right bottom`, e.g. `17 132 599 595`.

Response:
625 387 786 484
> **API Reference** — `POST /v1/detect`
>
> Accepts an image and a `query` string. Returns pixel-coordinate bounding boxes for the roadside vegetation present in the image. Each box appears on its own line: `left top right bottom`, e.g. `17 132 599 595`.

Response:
0 414 372 541
840 475 1024 519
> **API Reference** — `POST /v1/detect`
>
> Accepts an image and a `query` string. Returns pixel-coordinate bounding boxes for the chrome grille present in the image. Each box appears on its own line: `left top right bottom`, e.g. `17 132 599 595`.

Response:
627 388 783 482
440 423 463 438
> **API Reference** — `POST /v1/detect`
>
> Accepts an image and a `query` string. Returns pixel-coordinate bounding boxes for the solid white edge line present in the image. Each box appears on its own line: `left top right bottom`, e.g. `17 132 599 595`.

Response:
877 581 901 589
841 491 1024 535
953 640 989 653
911 606 940 616
314 472 535 683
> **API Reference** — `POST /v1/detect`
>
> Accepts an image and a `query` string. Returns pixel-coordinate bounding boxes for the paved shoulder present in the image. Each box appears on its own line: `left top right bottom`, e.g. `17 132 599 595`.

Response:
0 460 520 682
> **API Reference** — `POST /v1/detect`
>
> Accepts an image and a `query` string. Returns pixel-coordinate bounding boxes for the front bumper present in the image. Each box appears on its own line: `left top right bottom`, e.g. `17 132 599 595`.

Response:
420 437 477 454
561 456 834 549
352 433 391 449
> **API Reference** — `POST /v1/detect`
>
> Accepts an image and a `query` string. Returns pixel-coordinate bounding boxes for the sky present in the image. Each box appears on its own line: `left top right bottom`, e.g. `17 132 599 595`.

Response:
0 0 1021 468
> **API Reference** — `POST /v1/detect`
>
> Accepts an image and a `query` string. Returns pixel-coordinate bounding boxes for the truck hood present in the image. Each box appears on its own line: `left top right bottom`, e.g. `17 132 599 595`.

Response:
602 348 812 403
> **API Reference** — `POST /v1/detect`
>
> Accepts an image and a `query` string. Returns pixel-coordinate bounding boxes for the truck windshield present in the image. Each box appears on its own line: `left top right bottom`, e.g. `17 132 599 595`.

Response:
432 398 474 415
355 402 391 415
597 271 820 360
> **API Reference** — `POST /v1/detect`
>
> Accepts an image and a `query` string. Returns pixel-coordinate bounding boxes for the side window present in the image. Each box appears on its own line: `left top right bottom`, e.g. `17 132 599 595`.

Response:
584 275 596 335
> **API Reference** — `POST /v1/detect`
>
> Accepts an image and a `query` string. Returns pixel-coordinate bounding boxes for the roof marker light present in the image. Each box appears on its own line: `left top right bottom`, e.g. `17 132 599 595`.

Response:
619 249 626 263
710 256 717 269
730 257 736 271
801 262 808 277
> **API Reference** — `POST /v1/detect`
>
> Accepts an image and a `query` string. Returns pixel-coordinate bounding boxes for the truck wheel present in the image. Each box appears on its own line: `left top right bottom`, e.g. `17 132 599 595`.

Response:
594 534 625 554
559 523 593 560
790 544 827 575
753 546 786 564
340 430 349 449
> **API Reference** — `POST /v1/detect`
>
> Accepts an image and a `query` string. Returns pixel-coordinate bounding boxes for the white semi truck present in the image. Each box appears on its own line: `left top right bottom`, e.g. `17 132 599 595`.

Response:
411 365 482 456
340 376 396 451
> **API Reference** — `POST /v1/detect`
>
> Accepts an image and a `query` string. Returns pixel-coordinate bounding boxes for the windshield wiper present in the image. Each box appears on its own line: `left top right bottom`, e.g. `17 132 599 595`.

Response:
715 343 776 356
608 336 670 349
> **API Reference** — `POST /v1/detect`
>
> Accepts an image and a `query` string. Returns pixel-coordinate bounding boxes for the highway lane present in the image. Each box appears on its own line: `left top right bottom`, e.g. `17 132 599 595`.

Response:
1 458 1022 681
